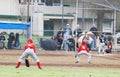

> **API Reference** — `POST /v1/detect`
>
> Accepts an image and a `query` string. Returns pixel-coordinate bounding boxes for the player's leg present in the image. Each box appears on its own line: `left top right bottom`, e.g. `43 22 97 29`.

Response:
37 61 42 69
16 62 21 68
16 51 28 68
33 55 42 69
98 43 102 54
75 52 79 63
85 52 91 64
30 51 42 69
75 51 83 63
102 43 105 54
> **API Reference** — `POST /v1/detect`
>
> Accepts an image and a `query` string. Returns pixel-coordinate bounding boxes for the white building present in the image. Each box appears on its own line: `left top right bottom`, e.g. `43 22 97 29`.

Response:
0 0 117 36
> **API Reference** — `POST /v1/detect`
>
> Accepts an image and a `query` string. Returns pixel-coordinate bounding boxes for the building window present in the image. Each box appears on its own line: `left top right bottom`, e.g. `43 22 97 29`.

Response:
19 0 27 4
19 0 34 5
46 0 53 6
38 0 60 6
53 0 60 6
41 0 45 3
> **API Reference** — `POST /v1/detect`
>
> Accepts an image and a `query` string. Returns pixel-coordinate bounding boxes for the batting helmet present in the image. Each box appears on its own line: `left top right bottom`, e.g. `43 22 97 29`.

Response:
81 40 86 45
27 39 33 43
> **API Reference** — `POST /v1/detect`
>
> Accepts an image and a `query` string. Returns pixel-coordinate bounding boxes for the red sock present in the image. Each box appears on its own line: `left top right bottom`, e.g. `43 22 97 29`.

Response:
37 62 41 69
16 62 21 68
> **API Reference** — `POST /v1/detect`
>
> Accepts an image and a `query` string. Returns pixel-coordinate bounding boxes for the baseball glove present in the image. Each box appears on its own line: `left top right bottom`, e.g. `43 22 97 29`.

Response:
25 58 30 67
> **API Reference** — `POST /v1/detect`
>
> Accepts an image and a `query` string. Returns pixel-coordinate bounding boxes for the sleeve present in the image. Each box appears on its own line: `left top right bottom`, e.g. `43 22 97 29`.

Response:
24 45 27 51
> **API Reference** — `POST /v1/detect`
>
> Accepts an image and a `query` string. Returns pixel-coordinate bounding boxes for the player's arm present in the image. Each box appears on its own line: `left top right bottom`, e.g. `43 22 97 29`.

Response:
24 44 27 51
33 44 36 53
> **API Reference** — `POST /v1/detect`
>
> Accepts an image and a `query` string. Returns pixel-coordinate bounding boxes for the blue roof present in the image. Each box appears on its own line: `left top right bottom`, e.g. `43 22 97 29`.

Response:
0 21 30 30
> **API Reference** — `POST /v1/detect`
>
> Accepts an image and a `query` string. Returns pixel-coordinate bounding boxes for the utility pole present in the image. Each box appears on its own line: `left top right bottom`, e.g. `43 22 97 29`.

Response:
26 0 30 39
75 0 78 27
114 10 116 35
27 0 30 22
30 0 34 39
82 0 85 31
61 0 64 27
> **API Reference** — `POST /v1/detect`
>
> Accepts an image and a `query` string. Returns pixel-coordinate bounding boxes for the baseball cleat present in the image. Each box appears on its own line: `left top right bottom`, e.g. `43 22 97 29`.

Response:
88 61 91 64
16 66 19 68
75 61 79 63
39 67 42 69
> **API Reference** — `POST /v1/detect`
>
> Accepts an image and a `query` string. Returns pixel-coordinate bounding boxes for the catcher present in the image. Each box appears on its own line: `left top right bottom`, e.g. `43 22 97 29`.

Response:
75 40 91 64
16 39 42 69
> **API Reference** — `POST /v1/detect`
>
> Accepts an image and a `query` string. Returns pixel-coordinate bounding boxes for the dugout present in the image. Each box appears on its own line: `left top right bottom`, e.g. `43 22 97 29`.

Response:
0 21 30 49
0 21 30 30
0 21 30 36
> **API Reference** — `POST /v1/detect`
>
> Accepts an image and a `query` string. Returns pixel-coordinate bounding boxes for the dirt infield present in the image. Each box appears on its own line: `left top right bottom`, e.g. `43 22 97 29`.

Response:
0 49 120 68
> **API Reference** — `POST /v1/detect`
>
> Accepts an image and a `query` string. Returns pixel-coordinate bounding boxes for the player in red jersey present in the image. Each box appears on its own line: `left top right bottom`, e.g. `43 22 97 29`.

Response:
16 39 42 69
75 40 91 64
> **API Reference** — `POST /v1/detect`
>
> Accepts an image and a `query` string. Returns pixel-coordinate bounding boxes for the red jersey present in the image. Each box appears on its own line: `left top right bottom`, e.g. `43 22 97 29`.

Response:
77 45 89 53
24 43 36 53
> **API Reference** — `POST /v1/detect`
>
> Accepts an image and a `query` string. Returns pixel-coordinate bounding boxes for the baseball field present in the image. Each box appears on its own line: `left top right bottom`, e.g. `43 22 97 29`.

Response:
0 49 120 77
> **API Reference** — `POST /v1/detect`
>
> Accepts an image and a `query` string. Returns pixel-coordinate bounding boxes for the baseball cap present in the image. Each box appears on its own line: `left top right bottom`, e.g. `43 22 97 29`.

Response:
27 39 33 43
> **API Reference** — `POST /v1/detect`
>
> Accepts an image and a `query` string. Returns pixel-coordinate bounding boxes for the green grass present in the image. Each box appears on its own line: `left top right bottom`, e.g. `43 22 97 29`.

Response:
0 66 120 77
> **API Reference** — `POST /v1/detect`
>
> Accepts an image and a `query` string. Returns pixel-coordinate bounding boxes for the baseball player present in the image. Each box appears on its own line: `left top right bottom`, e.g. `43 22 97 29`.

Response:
16 39 42 69
98 34 106 54
75 40 91 64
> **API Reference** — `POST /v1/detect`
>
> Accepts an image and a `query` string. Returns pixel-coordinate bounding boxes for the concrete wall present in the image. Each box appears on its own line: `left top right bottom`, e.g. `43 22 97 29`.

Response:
33 12 44 36
0 0 20 15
